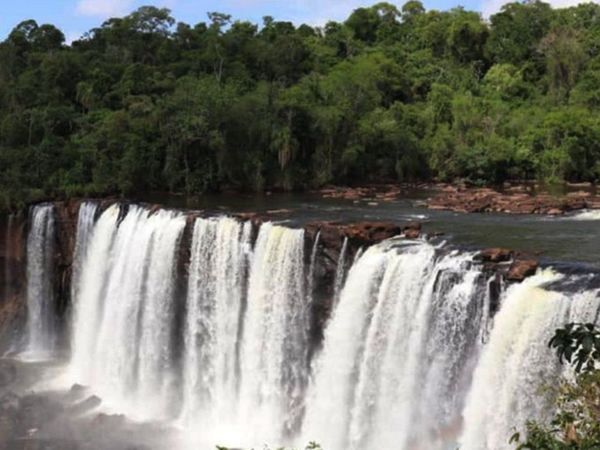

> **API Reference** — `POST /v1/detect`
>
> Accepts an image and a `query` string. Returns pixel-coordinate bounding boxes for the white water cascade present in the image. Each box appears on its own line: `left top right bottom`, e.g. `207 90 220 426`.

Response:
302 240 490 450
181 217 252 436
25 204 56 357
58 201 600 450
70 202 98 306
70 204 186 418
332 236 348 305
237 223 308 445
69 205 310 446
3 214 14 303
459 271 600 450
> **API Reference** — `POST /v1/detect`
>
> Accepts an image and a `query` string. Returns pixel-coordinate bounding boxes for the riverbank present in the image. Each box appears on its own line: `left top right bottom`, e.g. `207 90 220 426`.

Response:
427 186 600 215
314 182 600 215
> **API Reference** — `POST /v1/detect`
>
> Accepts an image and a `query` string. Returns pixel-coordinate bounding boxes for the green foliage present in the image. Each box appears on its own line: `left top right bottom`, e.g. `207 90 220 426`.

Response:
512 324 600 449
550 323 600 374
2 1 600 210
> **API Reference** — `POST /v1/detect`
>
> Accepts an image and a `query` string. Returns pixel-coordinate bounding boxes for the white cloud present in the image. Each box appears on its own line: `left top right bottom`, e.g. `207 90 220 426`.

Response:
481 0 599 18
76 0 135 17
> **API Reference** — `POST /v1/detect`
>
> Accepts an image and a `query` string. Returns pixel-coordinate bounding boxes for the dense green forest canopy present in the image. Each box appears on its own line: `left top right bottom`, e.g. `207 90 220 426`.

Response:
2 1 600 209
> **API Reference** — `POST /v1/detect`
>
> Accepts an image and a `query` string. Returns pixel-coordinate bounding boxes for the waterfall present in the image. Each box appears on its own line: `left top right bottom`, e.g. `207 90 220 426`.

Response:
181 217 251 436
69 208 311 443
3 214 13 303
237 223 309 445
70 205 186 418
307 230 320 304
332 236 348 306
459 271 600 450
70 204 120 380
302 240 489 450
25 204 56 357
55 201 600 450
70 202 98 308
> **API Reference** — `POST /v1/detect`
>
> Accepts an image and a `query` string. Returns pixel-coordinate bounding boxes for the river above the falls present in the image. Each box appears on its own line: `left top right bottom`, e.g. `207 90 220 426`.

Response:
137 190 600 268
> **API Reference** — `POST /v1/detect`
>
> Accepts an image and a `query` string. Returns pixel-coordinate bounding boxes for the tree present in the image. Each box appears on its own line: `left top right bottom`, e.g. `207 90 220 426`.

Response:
539 28 586 100
1 0 600 211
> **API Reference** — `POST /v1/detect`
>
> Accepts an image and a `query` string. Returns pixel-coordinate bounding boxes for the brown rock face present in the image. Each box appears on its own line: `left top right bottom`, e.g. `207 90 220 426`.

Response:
303 220 406 348
317 185 405 203
477 248 513 263
427 186 600 215
0 213 27 354
305 221 404 252
53 200 81 321
404 229 421 239
343 222 403 246
507 259 539 281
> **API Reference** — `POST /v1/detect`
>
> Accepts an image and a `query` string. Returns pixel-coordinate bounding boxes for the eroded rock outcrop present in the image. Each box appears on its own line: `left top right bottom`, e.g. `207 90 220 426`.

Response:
0 214 26 354
476 248 513 263
428 187 600 215
507 259 540 281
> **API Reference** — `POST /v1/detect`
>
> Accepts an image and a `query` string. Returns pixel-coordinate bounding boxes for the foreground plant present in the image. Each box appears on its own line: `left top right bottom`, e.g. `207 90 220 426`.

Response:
511 323 600 449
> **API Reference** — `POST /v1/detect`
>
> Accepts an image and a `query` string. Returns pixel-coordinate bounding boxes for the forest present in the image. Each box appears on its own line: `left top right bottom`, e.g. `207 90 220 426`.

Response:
1 1 600 209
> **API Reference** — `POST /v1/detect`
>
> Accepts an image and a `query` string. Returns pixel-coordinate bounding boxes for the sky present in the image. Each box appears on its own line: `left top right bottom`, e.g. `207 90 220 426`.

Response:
0 0 596 43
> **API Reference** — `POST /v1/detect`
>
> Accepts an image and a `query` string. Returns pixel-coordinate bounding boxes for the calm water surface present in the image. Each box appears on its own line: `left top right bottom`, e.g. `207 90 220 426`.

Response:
137 190 600 268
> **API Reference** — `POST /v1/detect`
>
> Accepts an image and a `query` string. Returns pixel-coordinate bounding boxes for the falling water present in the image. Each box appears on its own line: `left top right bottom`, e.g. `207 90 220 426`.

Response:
302 240 489 450
332 236 348 306
55 202 600 450
70 204 120 380
25 204 56 357
3 214 13 303
70 202 98 307
70 205 186 418
307 230 320 304
459 271 600 450
181 217 251 436
237 223 308 446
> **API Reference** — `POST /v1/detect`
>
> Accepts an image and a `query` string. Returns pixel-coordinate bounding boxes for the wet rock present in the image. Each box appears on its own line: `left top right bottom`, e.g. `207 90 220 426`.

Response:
427 186 600 216
477 248 513 263
306 221 404 251
402 222 422 239
69 395 101 415
0 361 17 388
507 259 539 281
317 184 406 202
69 384 85 395
147 204 163 215
66 384 87 402
403 221 422 232
488 273 503 314
404 228 420 239
343 222 402 246
92 412 126 428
